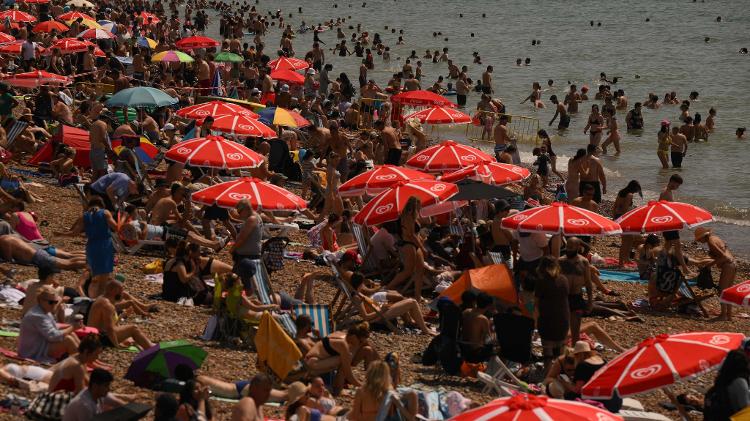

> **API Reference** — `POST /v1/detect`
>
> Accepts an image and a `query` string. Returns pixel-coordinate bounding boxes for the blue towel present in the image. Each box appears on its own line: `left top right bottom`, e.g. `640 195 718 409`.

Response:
598 270 644 283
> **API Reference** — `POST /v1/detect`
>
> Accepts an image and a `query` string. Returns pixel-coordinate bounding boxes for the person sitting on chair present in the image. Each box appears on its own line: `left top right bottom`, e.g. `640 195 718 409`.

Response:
461 292 496 363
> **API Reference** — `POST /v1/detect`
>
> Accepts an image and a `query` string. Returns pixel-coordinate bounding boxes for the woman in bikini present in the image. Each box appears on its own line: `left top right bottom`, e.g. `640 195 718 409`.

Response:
304 322 378 395
600 109 621 155
583 104 604 147
521 82 545 109
657 120 672 169
386 197 427 301
613 180 642 267
351 361 402 421
537 129 565 181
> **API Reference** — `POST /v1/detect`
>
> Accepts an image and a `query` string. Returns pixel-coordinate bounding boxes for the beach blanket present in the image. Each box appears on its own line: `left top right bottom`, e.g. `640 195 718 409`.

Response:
598 270 643 283
254 311 301 380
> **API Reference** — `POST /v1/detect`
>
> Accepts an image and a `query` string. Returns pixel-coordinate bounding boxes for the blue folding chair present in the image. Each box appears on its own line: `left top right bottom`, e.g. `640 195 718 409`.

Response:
293 304 332 338
249 259 297 337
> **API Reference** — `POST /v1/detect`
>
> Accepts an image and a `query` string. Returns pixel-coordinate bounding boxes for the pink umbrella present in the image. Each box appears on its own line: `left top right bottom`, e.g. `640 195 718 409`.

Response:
441 161 530 185
451 394 622 421
403 105 471 124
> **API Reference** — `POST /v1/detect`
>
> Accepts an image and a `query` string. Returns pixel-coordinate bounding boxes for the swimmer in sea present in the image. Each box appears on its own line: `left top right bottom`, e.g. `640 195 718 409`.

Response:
564 84 581 114
583 104 604 147
548 95 570 130
580 86 589 101
693 113 709 141
600 109 621 155
706 107 716 132
520 82 544 108
657 120 672 169
737 127 746 139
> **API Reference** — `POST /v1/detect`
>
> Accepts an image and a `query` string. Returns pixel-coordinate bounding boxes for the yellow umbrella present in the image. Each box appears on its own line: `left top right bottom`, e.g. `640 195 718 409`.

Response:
203 96 265 110
70 19 102 29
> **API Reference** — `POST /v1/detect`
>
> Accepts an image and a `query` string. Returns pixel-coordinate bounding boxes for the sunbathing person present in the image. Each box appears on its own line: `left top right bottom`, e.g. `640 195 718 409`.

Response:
87 280 155 350
294 314 319 355
18 285 82 363
48 334 104 393
0 363 52 392
0 235 86 271
120 204 226 251
149 183 198 234
350 272 436 336
304 322 378 395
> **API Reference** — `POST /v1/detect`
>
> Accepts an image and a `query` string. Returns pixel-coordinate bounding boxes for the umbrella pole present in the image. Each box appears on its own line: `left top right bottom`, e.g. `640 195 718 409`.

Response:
663 387 690 421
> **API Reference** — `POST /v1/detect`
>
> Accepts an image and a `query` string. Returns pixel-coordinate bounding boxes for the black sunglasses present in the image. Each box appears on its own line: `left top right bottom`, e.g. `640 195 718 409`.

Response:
47 299 60 305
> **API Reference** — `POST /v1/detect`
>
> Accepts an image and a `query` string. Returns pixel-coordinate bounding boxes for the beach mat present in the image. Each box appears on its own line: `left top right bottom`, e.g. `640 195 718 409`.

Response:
598 270 643 283
0 330 19 337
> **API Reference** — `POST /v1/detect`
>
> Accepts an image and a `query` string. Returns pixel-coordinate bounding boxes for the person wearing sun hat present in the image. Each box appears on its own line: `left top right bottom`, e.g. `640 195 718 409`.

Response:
695 226 736 321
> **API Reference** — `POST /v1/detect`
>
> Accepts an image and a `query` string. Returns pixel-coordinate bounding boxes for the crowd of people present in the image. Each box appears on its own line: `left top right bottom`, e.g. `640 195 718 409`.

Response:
0 0 744 419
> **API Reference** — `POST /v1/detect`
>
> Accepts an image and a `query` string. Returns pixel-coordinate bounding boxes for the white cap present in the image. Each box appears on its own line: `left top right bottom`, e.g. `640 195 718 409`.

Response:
163 123 175 131
281 84 290 92
306 68 316 75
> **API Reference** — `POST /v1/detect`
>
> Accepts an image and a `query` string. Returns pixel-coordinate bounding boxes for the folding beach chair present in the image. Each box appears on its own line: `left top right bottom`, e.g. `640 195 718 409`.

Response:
677 280 712 317
351 223 380 275
4 120 28 151
249 259 297 337
293 304 332 338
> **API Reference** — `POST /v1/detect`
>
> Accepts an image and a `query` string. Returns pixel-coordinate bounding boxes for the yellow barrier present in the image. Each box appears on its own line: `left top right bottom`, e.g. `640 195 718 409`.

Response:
464 110 540 144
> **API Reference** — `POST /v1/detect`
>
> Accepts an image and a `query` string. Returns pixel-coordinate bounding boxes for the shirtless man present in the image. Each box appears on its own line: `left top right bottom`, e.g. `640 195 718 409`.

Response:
493 115 512 161
374 120 401 165
564 85 581 114
52 94 73 125
359 80 380 128
571 184 599 213
260 68 273 94
231 374 272 421
490 199 514 262
139 109 160 143
196 56 211 97
706 108 717 132
680 116 695 143
576 144 606 204
329 122 350 181
548 95 570 129
87 280 154 350
403 74 420 91
694 227 736 321
149 183 196 234
669 127 688 168
481 66 493 94
89 110 114 181
0 234 85 271
559 237 593 344
461 292 494 363
82 45 95 78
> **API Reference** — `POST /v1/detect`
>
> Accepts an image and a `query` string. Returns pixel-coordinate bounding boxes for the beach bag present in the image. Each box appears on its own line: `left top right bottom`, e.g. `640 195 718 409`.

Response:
143 259 163 274
307 221 325 248
696 266 715 290
25 391 72 421
704 385 732 421
262 236 288 273
655 252 681 294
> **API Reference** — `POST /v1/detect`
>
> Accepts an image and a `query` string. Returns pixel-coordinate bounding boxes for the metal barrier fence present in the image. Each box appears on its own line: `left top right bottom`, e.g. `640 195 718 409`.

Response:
464 110 540 145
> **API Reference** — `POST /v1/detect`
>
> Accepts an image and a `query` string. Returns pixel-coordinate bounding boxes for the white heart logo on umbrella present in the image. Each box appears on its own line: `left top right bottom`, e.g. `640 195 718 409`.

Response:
430 184 446 192
512 214 528 221
567 219 590 226
737 284 750 293
511 167 524 173
196 110 208 116
237 124 254 131
461 155 477 161
228 192 253 201
226 153 243 161
375 204 393 215
630 364 662 379
650 216 673 224
709 335 731 346
176 147 192 155
416 155 429 162
375 174 397 181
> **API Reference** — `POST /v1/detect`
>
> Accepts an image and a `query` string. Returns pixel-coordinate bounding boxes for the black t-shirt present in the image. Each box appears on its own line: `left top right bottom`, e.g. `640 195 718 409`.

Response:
574 359 605 383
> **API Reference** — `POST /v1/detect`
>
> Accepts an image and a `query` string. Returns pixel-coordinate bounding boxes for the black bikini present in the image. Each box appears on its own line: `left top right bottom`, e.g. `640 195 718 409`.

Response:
322 337 340 357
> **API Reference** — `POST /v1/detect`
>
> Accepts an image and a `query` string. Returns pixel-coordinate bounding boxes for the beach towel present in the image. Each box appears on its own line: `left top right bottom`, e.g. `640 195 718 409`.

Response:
597 270 643 283
254 311 301 380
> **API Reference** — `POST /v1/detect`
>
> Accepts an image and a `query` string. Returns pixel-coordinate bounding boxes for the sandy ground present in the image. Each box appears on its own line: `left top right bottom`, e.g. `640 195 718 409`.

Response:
0 167 746 421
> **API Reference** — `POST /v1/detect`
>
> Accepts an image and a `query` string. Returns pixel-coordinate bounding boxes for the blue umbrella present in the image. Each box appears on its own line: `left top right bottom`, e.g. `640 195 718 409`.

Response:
106 87 178 108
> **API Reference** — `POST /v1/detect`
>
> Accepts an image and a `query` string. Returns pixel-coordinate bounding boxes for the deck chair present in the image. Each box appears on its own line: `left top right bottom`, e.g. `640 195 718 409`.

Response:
478 356 531 395
4 120 28 151
476 371 522 397
351 223 381 275
677 280 712 317
248 259 297 337
326 257 397 332
293 304 332 338
73 183 87 206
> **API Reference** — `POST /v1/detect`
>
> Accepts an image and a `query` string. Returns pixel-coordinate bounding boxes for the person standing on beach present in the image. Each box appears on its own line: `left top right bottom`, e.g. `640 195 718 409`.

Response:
659 174 690 276
670 126 688 168
565 149 587 201
694 227 736 321
576 144 606 204
560 237 593 345
481 66 493 94
375 120 401 165
493 115 512 161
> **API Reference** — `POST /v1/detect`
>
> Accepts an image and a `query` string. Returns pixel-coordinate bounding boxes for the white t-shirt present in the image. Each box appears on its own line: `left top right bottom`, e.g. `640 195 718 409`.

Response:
514 231 548 262
369 228 395 262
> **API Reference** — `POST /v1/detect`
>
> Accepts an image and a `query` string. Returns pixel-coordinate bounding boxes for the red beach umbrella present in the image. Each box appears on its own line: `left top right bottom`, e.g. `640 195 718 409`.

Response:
32 21 69 34
338 165 434 197
0 40 44 56
405 140 494 172
0 32 15 43
1 70 71 88
48 38 95 54
57 11 94 21
202 115 277 138
441 161 530 185
353 179 458 226
391 90 457 107
268 56 310 71
270 68 305 85
720 280 750 308
77 28 115 40
0 10 37 22
175 36 219 50
136 12 161 24
165 135 265 169
582 332 744 399
501 202 622 236
176 100 258 120
403 105 471 124
615 200 714 234
450 394 623 421
191 177 307 210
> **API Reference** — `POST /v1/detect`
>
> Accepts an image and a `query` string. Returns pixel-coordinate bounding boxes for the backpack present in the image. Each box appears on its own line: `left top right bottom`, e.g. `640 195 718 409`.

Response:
703 385 732 421
422 299 462 375
262 236 289 273
655 251 682 294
